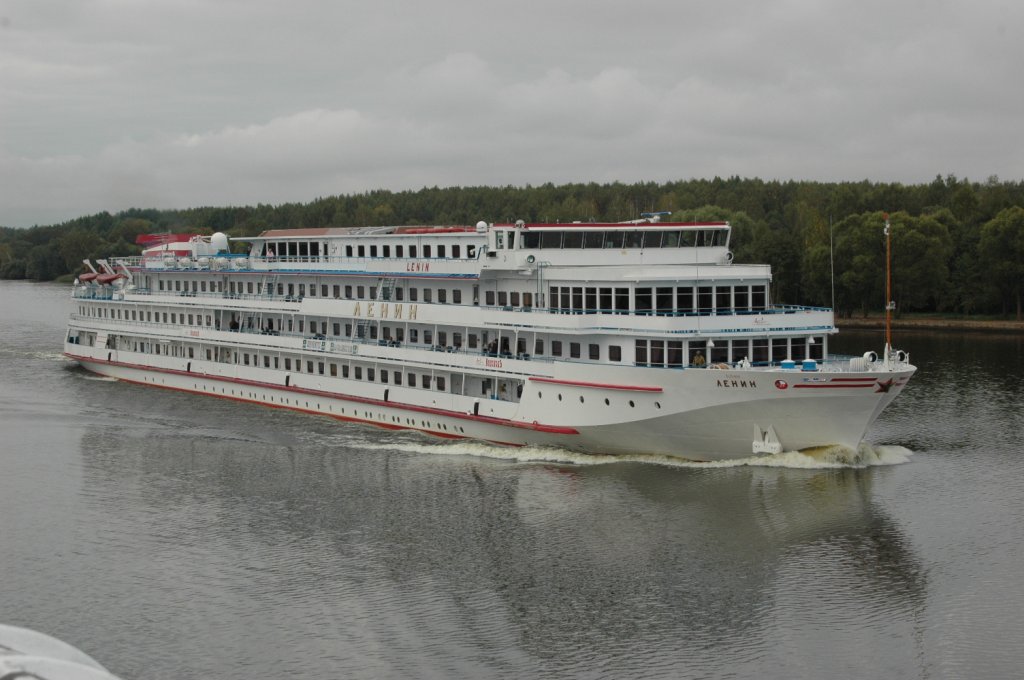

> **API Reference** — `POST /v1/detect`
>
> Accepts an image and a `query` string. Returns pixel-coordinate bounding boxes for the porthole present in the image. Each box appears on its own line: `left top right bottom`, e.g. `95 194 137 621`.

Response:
604 398 610 406
579 396 584 403
538 391 543 399
629 400 635 408
558 394 562 401
655 401 661 409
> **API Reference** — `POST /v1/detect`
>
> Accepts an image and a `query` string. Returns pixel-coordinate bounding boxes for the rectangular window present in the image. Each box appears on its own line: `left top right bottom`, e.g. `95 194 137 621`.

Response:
383 245 390 257
410 288 418 302
345 285 353 298
585 288 597 313
635 340 648 366
615 288 629 314
486 291 495 306
333 285 341 298
330 363 338 377
421 374 431 388
635 287 653 315
452 289 462 304
423 245 432 258
307 361 314 373
318 362 325 375
551 340 562 357
498 291 508 307
381 370 389 384
715 287 731 314
438 288 446 303
423 288 432 303
367 368 375 381
730 339 749 364
285 358 292 370
752 285 767 310
650 340 665 366
510 291 520 307
668 341 683 367
408 373 416 386
452 245 461 258
698 286 713 313
609 345 621 362
357 285 365 298
355 366 362 379
409 245 417 258
656 287 673 315
396 245 404 257
572 287 583 313
734 286 749 311
437 245 445 258
342 365 350 378
570 342 581 358
676 287 694 314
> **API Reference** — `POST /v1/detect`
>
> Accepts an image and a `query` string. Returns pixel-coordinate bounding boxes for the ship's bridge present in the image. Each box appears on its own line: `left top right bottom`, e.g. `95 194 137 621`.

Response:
482 220 732 270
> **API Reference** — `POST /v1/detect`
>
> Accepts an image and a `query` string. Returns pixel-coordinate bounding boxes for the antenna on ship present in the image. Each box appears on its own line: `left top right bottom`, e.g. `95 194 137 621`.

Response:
829 214 835 314
883 213 894 363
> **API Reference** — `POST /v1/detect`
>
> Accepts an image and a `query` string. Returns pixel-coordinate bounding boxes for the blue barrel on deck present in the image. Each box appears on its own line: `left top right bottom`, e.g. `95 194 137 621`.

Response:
780 359 796 369
802 359 818 371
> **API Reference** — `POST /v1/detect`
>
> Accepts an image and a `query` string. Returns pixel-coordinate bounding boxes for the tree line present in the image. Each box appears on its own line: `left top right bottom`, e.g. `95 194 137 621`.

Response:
2 176 1022 318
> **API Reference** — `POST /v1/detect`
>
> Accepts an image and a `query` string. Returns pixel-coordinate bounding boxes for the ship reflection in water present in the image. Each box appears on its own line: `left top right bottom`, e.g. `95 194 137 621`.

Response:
76 421 926 677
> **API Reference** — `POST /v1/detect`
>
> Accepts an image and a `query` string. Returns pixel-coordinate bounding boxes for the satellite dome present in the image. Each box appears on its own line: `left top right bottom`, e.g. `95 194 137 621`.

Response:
210 232 229 253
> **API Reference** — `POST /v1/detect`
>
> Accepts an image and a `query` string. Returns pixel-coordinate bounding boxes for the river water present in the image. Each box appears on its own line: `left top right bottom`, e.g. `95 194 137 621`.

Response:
1 280 1022 679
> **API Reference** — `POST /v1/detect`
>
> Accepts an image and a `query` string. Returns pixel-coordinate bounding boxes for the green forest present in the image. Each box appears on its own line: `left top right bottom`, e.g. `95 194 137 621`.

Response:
2 175 1023 319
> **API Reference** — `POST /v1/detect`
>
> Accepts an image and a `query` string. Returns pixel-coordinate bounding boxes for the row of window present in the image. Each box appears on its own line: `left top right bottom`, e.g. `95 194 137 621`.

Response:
549 284 769 315
151 276 771 319
81 300 822 367
519 228 728 250
258 241 479 260
634 337 825 367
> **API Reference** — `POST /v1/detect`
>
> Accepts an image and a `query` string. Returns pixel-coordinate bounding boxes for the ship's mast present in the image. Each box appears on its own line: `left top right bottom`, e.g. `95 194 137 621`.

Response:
884 213 894 361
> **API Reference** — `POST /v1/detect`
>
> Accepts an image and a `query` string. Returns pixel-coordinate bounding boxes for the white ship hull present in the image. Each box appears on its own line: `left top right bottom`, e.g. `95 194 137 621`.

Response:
65 345 913 461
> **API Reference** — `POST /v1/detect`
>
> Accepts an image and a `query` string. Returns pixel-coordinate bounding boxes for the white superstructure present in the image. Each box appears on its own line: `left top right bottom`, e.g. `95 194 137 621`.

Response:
63 218 915 461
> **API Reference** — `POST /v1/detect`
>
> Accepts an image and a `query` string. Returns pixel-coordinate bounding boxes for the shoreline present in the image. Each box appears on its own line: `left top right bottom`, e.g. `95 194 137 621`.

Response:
836 316 1024 334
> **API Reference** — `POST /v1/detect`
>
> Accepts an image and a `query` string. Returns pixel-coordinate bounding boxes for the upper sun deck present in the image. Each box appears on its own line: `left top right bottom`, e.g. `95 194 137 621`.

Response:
117 219 737 277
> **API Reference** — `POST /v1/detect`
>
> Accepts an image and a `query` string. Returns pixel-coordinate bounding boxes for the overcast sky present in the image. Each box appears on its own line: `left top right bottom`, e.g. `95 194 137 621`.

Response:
1 0 1021 227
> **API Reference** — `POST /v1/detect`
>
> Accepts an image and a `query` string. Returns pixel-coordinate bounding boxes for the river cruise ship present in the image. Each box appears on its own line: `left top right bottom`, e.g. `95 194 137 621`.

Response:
63 217 915 461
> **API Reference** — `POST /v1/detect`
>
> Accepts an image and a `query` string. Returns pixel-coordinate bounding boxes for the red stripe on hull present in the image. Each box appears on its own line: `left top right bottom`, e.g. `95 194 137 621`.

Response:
65 352 578 436
792 383 876 389
528 376 663 392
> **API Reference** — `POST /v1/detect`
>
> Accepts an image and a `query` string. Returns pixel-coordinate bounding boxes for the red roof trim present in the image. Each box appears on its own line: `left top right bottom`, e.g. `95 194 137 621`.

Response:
528 376 664 392
500 222 729 230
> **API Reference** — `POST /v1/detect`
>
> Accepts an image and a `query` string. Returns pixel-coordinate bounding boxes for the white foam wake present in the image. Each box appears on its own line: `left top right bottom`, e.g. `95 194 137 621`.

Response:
360 440 913 470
